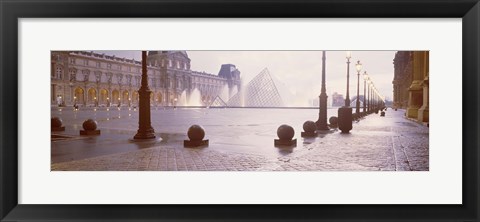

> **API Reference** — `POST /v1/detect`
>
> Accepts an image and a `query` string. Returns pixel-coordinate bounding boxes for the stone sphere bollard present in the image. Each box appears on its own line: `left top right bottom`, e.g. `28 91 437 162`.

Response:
83 119 98 131
51 117 65 131
301 121 317 137
303 121 316 132
329 116 338 126
184 125 209 147
51 117 63 128
277 124 294 141
275 124 296 146
80 119 100 135
187 125 205 141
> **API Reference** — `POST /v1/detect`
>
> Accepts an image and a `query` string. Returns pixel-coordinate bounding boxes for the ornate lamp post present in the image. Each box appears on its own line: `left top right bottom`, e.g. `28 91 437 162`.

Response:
355 60 362 114
372 84 376 113
363 71 368 114
371 86 375 112
134 51 156 140
345 51 351 107
367 79 371 113
338 51 353 133
316 51 329 131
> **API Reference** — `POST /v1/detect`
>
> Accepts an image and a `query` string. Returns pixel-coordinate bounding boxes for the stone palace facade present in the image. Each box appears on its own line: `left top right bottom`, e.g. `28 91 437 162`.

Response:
51 51 241 107
392 51 429 122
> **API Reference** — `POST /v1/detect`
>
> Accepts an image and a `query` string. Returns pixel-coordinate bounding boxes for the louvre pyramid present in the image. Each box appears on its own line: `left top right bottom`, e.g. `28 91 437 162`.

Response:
227 68 284 107
209 96 228 107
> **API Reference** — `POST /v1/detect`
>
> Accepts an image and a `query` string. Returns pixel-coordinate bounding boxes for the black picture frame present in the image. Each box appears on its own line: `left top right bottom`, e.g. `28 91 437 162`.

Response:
1 0 479 221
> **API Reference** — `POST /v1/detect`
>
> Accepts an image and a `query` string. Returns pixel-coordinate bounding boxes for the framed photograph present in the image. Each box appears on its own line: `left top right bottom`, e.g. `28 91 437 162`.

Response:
1 0 479 221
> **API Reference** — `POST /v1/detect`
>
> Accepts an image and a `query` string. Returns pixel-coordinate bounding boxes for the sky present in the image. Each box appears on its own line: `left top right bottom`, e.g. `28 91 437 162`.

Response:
96 50 396 106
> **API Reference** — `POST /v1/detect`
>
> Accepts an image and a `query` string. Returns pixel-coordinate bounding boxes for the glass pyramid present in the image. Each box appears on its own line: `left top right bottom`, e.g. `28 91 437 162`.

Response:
209 96 228 107
227 68 284 107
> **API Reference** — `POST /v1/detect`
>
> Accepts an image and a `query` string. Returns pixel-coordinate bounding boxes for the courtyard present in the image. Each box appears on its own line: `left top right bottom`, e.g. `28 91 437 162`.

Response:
51 107 429 171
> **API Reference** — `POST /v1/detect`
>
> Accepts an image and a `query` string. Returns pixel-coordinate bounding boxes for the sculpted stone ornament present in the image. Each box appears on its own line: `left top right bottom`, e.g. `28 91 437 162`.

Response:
301 121 317 137
51 117 65 131
80 119 100 135
184 125 209 148
107 73 113 84
274 124 297 147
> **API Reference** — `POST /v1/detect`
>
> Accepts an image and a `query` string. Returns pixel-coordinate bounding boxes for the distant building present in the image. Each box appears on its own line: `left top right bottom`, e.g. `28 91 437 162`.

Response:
50 51 241 107
392 51 412 109
393 51 429 122
331 92 344 107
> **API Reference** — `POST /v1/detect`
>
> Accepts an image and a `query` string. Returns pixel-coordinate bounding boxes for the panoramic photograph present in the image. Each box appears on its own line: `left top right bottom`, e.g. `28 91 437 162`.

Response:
50 50 429 171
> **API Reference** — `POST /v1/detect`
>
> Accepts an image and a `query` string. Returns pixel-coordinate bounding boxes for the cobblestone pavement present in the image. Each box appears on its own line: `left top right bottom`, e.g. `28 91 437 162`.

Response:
51 109 428 171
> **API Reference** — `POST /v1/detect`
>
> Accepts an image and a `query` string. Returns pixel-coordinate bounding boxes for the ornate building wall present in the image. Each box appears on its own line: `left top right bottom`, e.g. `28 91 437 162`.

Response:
392 51 429 123
392 51 413 109
51 51 241 107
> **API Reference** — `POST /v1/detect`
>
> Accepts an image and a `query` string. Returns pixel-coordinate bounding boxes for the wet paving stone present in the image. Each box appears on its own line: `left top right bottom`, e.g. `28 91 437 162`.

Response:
51 108 428 171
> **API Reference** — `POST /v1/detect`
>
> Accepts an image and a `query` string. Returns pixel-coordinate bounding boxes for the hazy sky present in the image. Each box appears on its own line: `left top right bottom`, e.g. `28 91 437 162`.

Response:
96 50 396 105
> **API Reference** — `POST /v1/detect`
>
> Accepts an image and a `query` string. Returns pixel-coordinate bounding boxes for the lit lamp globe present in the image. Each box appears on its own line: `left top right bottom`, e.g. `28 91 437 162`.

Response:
355 60 363 73
346 51 352 59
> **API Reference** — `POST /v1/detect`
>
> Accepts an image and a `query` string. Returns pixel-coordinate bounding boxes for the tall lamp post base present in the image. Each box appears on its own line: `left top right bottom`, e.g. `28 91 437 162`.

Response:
134 130 156 140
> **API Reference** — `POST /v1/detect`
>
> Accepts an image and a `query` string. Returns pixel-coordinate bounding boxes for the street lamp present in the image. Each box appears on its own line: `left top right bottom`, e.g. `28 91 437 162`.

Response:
370 86 375 113
133 51 156 140
338 51 353 133
371 86 375 111
345 51 352 107
363 71 368 114
316 51 329 131
355 60 363 114
367 79 371 113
